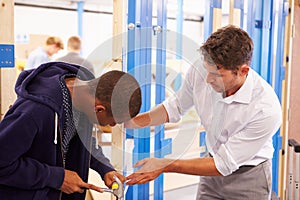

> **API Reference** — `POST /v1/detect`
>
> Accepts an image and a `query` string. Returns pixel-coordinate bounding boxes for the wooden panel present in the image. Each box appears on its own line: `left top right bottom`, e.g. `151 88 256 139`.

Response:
278 0 295 198
229 0 241 26
15 34 49 60
284 2 300 199
0 0 17 119
213 8 222 32
289 3 300 144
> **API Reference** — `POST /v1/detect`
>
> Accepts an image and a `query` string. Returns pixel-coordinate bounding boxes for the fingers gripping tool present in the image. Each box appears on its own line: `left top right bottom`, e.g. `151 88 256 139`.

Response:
102 175 124 200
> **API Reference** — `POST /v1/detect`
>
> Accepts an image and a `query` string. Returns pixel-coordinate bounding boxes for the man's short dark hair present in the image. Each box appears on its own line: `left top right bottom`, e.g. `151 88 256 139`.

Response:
88 70 142 123
200 25 253 71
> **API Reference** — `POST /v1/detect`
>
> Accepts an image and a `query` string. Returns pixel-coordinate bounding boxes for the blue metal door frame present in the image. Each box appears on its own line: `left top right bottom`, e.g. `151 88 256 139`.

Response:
126 0 152 199
270 0 289 195
154 0 167 199
203 0 222 41
247 0 287 195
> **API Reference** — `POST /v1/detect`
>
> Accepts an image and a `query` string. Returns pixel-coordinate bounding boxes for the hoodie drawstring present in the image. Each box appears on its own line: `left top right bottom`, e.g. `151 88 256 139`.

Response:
94 124 99 149
54 113 58 144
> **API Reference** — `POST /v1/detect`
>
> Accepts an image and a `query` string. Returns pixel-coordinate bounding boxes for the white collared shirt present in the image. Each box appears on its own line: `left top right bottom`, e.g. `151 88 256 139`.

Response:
163 63 282 176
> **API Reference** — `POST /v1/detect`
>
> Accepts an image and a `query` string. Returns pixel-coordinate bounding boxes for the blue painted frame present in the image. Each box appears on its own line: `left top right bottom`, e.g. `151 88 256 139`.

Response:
270 0 288 194
204 0 222 41
77 1 83 39
246 0 286 195
126 0 152 199
234 0 245 28
154 0 167 199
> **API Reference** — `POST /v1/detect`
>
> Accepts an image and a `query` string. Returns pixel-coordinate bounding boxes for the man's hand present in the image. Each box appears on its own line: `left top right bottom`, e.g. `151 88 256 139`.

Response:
126 158 171 185
61 170 103 194
103 171 126 187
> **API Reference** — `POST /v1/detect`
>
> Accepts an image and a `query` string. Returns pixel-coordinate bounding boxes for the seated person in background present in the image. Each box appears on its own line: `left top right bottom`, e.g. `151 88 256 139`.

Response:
0 62 142 200
57 36 94 74
24 36 64 70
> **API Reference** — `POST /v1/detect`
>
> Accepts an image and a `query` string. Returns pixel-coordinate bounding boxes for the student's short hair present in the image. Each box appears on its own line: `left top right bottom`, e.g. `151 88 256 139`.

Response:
200 25 253 71
67 36 81 51
88 70 142 123
46 36 64 50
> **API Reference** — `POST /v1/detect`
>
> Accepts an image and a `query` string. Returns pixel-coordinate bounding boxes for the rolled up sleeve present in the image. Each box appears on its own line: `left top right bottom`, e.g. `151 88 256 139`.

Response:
213 106 282 176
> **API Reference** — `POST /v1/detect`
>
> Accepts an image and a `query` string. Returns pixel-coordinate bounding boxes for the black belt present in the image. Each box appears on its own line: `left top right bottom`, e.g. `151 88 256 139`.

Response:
208 153 263 173
236 165 256 173
239 165 256 169
235 160 268 174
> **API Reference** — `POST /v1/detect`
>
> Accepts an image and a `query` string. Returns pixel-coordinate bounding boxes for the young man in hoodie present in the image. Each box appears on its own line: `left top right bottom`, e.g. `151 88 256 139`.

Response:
0 62 142 200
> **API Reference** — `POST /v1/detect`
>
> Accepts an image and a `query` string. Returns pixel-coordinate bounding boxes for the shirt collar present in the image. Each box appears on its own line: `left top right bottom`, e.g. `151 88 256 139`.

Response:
221 69 253 104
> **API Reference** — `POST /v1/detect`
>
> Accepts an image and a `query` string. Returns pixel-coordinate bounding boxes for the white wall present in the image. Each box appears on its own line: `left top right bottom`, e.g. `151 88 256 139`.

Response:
14 5 203 62
14 5 114 59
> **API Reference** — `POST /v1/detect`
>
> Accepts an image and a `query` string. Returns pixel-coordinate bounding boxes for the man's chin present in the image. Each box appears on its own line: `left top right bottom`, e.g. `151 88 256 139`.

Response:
211 86 223 93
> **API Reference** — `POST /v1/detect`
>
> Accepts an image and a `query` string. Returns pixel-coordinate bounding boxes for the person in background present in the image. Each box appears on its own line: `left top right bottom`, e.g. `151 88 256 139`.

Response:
0 62 142 200
57 36 94 74
24 36 64 70
125 25 282 200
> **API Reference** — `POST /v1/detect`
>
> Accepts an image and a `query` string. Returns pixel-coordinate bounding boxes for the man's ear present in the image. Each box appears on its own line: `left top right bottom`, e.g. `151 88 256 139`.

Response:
95 105 105 113
240 64 250 76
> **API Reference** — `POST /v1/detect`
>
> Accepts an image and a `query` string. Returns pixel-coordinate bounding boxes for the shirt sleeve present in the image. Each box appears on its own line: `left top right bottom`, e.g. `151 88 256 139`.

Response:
33 55 49 69
163 66 196 123
0 111 64 190
213 106 282 176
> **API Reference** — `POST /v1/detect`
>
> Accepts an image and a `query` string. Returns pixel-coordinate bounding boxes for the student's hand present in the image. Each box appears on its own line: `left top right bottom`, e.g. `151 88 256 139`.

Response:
103 171 126 187
61 170 103 194
126 158 169 185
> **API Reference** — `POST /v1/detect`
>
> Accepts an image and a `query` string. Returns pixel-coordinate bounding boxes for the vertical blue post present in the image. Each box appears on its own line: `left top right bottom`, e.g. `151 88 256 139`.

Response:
199 132 207 157
128 0 153 199
270 0 288 194
234 0 245 28
126 0 137 199
176 0 183 59
154 0 167 199
204 0 214 41
250 0 272 82
250 0 262 74
174 0 183 91
247 0 286 195
203 0 222 41
127 0 136 75
261 0 273 83
246 0 255 37
77 1 84 39
274 0 288 100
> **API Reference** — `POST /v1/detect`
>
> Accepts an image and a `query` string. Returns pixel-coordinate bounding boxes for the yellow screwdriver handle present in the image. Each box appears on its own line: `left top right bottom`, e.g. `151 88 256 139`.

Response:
111 182 119 190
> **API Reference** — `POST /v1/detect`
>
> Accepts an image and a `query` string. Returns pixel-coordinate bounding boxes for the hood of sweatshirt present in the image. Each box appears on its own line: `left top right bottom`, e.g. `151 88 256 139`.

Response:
15 61 94 114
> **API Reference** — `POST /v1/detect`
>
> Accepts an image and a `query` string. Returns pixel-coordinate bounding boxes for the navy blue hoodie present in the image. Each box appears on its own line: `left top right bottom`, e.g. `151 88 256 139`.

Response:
0 62 115 200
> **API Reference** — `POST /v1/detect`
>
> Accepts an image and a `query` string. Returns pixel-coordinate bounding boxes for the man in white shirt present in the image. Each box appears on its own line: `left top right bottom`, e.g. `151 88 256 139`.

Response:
125 25 282 199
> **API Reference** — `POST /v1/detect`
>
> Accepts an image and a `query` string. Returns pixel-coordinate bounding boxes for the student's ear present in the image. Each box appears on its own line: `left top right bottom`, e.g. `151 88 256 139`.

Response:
240 64 249 76
95 105 105 113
